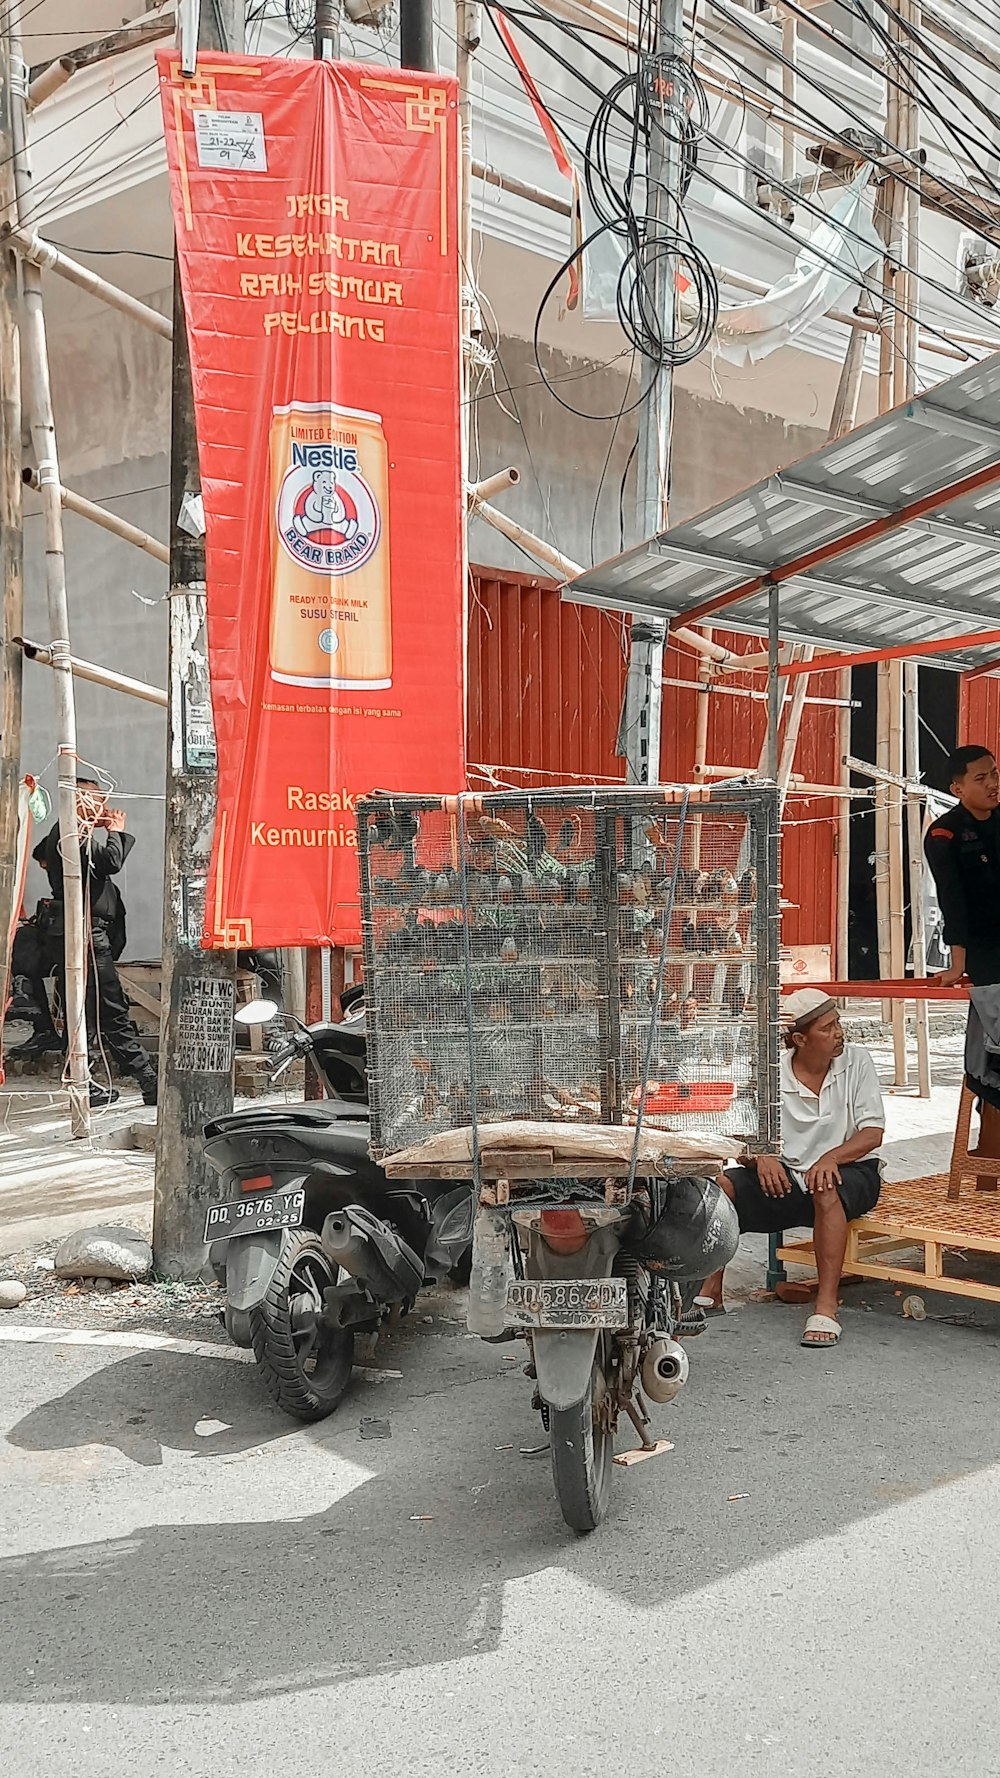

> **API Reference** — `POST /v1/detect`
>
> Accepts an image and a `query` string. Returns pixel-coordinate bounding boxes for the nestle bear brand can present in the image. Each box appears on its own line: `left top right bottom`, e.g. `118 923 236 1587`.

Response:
269 401 392 689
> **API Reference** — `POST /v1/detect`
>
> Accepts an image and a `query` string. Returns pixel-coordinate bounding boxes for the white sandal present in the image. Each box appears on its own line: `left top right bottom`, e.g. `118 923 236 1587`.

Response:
801 1313 842 1349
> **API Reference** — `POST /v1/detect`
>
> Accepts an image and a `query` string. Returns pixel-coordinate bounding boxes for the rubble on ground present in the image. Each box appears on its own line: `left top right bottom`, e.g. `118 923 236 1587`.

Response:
53 1225 153 1282
0 1237 225 1339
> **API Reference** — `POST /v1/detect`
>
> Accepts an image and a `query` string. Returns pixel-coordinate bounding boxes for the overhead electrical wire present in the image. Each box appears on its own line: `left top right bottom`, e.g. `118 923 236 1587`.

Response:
501 0 1000 374
486 0 719 421
500 0 1000 337
701 0 1000 258
801 0 1000 211
693 10 1000 326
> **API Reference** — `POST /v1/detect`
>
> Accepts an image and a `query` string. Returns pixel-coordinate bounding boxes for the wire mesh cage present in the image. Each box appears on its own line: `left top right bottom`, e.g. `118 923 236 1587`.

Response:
357 784 780 1160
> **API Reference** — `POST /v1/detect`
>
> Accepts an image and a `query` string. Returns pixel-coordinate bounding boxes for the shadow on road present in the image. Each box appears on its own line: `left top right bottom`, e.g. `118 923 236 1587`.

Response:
5 1348 294 1467
2 1301 1000 1706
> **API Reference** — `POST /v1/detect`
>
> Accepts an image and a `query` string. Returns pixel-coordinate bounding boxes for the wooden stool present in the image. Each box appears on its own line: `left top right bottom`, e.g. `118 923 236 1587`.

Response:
947 1080 1000 1200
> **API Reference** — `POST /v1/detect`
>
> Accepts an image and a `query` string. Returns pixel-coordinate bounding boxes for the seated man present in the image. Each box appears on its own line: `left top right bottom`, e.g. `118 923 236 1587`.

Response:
701 987 884 1349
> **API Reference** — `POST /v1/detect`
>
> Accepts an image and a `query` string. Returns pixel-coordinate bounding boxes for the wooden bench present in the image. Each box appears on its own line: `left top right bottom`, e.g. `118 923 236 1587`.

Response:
773 1174 1000 1307
767 1078 1000 1295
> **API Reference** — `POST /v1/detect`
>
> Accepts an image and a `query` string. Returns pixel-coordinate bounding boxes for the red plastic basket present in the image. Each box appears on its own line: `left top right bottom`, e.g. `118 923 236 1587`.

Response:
634 1081 736 1115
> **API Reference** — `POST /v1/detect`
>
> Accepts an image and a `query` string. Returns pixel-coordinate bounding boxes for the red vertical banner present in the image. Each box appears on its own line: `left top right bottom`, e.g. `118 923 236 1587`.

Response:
158 54 464 947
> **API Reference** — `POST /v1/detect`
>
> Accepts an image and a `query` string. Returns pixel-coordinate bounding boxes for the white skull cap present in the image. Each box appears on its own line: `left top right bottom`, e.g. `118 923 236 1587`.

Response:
782 987 836 1031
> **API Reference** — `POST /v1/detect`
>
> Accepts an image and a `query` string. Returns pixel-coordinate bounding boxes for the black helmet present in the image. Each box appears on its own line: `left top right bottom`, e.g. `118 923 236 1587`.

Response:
633 1175 739 1279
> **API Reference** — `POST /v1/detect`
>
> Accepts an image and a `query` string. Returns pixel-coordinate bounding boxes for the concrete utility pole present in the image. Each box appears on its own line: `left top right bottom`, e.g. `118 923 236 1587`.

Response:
154 0 245 1277
400 0 435 72
314 0 341 61
0 16 23 1017
619 0 685 787
299 0 345 1096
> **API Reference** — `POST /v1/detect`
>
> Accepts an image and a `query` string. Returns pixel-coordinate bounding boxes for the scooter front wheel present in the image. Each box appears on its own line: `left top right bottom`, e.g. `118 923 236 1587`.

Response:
547 1340 613 1534
249 1229 354 1422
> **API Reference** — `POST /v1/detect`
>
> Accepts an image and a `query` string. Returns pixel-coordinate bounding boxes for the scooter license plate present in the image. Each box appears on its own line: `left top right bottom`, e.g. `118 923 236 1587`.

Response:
203 1188 306 1243
504 1278 628 1330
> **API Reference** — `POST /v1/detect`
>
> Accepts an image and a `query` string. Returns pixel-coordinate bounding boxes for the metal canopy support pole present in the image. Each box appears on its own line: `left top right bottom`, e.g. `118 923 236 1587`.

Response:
153 0 244 1276
887 661 908 1081
620 0 684 787
9 0 89 1135
836 667 852 979
904 661 931 1097
766 581 780 784
0 14 22 1020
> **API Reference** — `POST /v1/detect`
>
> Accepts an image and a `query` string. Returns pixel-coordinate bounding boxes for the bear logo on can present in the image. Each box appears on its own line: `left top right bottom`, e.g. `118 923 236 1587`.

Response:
276 443 381 576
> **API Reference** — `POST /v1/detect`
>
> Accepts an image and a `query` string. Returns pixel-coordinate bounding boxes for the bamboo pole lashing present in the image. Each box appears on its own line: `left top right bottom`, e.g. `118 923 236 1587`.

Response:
0 223 173 341
22 467 169 565
16 638 167 708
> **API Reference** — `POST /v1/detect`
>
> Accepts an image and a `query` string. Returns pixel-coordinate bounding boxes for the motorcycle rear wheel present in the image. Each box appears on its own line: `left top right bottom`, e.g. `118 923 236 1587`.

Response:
249 1229 354 1422
547 1341 613 1534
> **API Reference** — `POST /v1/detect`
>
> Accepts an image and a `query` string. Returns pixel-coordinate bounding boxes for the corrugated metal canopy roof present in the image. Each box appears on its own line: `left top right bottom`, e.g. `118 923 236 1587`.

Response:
565 353 1000 674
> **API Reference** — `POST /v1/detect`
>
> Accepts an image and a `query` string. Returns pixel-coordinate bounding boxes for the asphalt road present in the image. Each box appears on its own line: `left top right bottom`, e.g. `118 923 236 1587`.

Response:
2 1289 1000 1777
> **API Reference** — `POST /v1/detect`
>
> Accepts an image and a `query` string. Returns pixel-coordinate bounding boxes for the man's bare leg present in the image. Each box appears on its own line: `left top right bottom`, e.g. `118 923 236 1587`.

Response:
700 1173 736 1309
803 1188 849 1345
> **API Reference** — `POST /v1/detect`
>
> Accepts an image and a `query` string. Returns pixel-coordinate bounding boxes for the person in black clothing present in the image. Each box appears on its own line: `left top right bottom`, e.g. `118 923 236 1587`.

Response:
7 915 63 1052
924 744 1000 988
28 778 158 1107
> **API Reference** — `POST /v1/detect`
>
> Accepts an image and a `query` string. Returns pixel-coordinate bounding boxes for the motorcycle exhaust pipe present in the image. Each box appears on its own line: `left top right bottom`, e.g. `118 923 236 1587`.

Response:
641 1336 690 1404
321 1206 424 1304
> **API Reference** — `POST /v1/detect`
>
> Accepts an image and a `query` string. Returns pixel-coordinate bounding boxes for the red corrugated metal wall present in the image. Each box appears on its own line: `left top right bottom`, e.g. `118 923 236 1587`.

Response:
468 568 838 946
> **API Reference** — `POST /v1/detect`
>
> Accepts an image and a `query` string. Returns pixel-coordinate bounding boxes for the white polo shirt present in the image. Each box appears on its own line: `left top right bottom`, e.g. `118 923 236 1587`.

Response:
780 1043 885 1172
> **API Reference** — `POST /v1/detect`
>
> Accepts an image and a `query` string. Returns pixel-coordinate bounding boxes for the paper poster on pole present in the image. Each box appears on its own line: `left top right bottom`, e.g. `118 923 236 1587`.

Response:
159 54 464 947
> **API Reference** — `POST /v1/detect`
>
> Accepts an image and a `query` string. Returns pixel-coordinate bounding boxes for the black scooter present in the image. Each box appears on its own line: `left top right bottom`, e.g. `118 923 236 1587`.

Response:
202 989 473 1422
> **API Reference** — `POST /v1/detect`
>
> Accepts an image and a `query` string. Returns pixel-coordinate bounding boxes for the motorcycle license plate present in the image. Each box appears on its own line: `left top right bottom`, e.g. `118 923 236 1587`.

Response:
504 1278 628 1330
203 1189 306 1243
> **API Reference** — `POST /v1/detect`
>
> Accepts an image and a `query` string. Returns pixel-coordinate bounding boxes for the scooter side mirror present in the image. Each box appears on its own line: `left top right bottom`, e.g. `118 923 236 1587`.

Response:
235 998 279 1027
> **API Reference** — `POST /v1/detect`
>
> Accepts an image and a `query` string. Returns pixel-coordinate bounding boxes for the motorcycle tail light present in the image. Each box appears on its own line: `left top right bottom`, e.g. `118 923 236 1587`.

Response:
240 1174 273 1193
539 1208 588 1255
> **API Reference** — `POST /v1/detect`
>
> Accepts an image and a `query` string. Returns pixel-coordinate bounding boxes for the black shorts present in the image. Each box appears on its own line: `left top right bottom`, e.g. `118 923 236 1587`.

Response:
725 1158 882 1235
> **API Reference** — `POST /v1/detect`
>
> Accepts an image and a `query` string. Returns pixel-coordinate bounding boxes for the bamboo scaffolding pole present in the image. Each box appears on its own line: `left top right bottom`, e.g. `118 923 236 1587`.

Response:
694 763 866 796
470 493 582 581
22 467 169 565
468 466 521 501
9 0 89 1135
17 639 167 708
900 0 931 1095
781 14 797 202
827 301 869 442
869 41 905 1075
26 57 73 112
471 495 734 670
826 320 867 991
844 754 928 796
0 13 22 1018
0 224 173 341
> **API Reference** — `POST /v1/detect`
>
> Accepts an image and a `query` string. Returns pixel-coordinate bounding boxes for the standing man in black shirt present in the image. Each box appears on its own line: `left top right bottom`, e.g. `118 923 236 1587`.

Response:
924 745 1000 987
31 777 158 1108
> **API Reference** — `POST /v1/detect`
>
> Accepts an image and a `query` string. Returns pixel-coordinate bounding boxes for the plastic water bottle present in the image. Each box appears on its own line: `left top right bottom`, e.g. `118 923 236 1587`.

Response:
466 1206 509 1337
